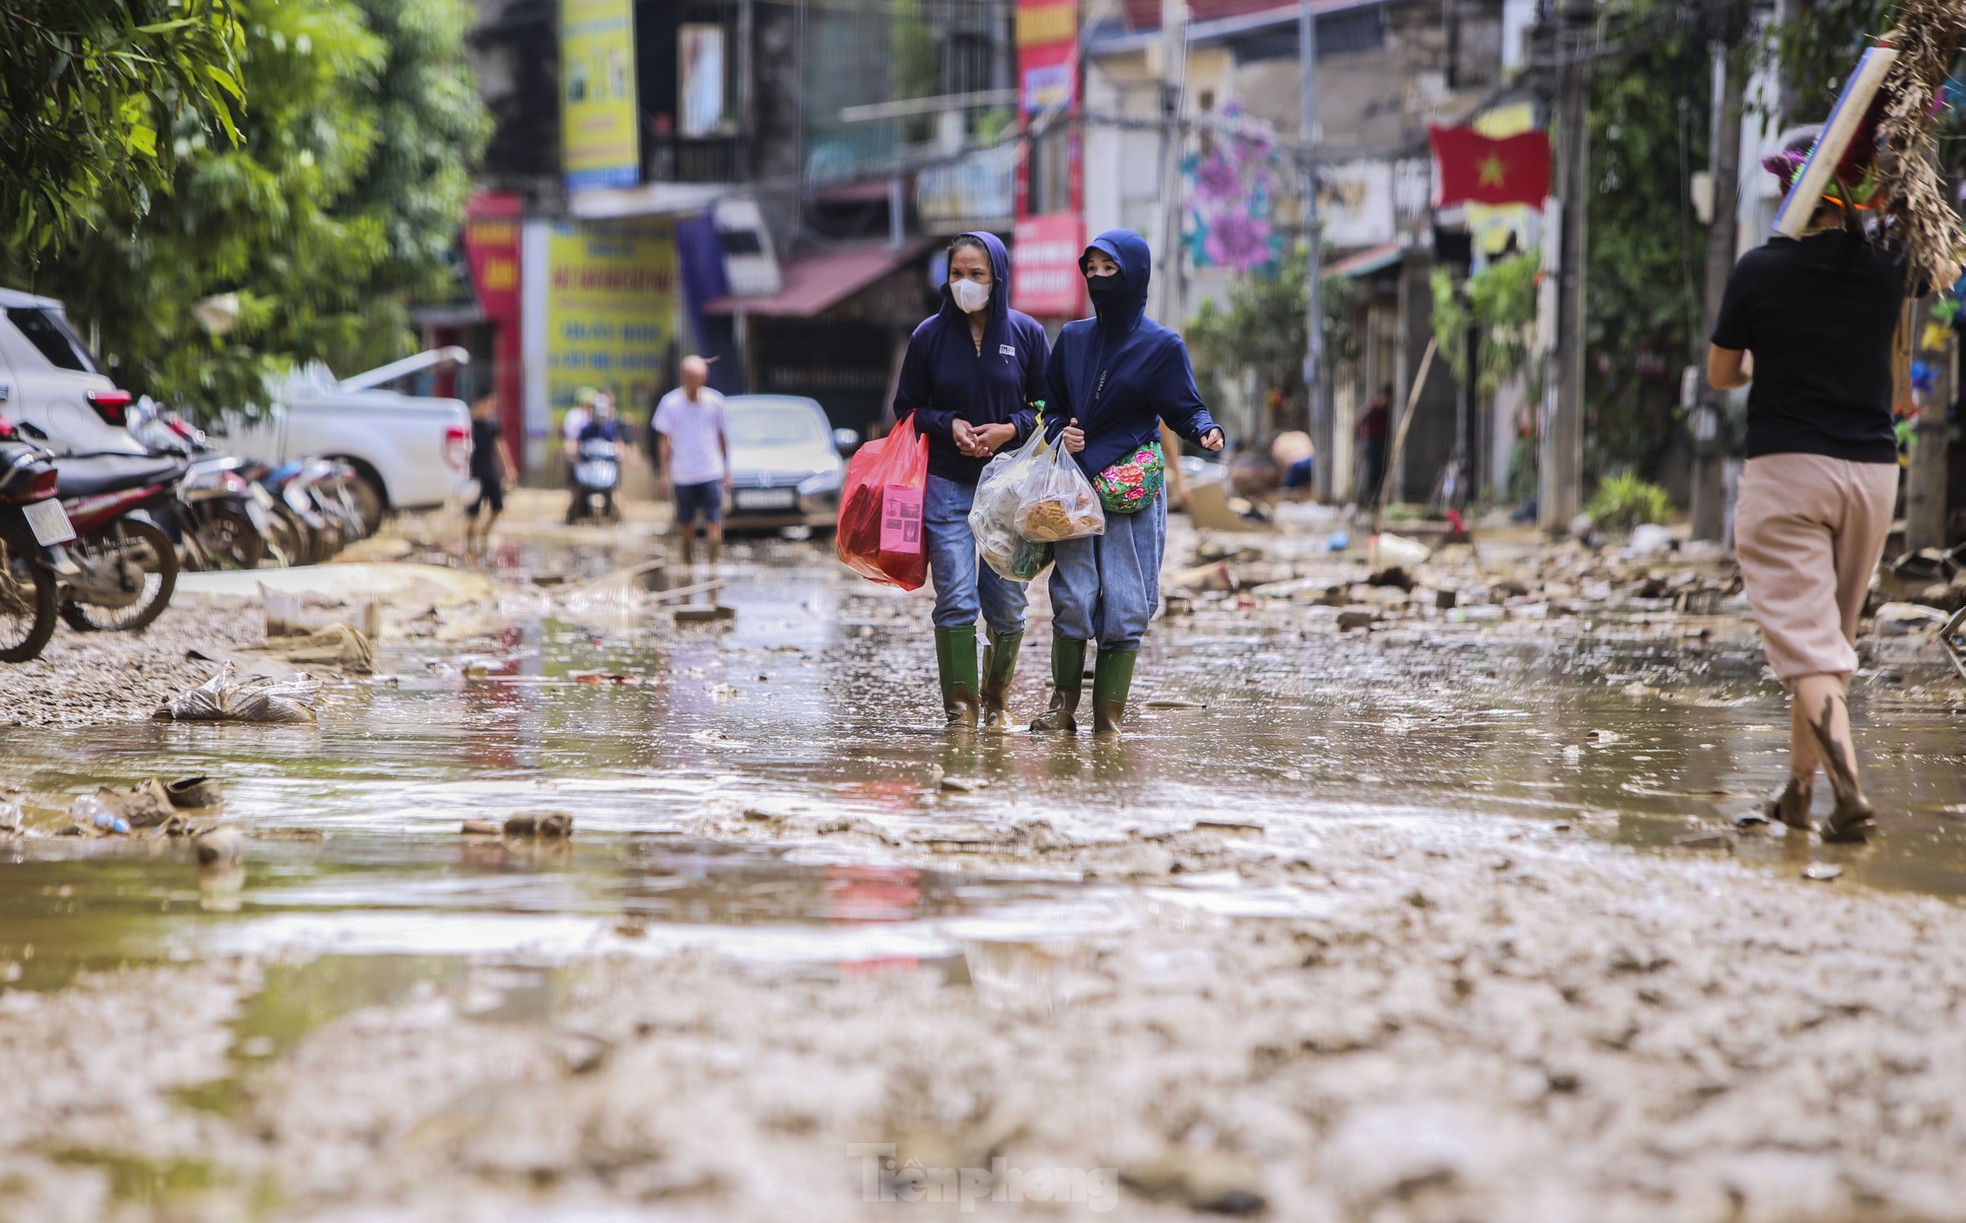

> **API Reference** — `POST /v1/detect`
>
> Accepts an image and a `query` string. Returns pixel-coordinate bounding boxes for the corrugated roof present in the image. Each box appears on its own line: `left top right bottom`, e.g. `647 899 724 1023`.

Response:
703 242 930 318
1323 241 1403 279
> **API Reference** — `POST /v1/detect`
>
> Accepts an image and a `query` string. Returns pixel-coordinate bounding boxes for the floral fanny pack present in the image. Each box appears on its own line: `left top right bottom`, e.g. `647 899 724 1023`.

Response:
1093 440 1165 514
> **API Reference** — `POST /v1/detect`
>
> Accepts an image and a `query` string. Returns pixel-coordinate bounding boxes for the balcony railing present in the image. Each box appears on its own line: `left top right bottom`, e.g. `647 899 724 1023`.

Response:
645 134 744 185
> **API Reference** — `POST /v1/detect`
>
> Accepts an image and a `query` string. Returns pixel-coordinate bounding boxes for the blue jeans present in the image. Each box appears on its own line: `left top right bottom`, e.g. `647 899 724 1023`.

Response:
1048 492 1166 650
925 475 1027 635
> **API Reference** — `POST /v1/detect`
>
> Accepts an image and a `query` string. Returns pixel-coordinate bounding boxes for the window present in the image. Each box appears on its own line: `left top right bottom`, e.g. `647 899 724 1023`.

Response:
727 401 827 448
7 308 100 374
1027 123 1073 216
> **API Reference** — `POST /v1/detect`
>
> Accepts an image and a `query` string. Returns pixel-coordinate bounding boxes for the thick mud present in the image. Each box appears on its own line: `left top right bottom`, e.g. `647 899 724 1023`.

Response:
2 533 1964 1220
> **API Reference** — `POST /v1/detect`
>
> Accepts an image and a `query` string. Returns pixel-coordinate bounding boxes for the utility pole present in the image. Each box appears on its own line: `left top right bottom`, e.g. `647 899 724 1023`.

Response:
1300 0 1329 497
1540 0 1590 535
1691 11 1747 543
1156 0 1189 328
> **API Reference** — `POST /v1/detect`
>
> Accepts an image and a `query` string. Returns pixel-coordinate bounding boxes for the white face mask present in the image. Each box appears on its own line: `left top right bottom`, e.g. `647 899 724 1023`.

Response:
950 279 991 314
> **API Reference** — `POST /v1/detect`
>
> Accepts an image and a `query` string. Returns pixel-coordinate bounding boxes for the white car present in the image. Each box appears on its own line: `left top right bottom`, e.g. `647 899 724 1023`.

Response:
0 288 139 454
722 395 853 531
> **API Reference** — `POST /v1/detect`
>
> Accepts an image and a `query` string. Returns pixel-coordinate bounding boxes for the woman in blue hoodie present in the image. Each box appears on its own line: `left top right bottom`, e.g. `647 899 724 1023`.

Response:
893 232 1052 728
1033 230 1224 736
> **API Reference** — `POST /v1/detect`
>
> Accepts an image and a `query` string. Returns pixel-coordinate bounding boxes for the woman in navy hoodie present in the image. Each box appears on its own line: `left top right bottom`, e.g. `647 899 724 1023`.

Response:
893 232 1051 728
1033 230 1224 736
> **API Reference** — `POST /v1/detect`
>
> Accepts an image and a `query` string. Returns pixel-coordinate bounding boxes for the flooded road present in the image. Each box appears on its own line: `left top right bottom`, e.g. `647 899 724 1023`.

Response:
2 544 1962 990
7 538 1966 1221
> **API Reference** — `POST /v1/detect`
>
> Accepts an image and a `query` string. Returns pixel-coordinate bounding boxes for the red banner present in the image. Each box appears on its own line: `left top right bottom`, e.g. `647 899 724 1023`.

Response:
1015 0 1079 224
1013 212 1084 319
462 192 526 470
463 193 524 322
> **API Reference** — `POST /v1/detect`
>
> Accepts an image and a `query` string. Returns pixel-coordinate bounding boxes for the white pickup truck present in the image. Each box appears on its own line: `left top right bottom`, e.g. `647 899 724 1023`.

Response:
225 348 475 528
0 288 473 529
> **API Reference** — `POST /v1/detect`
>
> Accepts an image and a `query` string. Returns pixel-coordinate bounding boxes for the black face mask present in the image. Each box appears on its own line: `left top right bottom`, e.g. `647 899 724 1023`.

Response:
1086 273 1124 302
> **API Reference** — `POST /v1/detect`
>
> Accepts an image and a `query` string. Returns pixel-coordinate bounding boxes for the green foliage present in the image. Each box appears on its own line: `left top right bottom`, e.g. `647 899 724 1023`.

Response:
0 0 244 250
1430 252 1540 405
6 0 489 417
1584 0 1712 483
339 0 493 351
1770 0 1891 128
974 106 1016 146
1586 471 1674 529
1186 247 1357 432
890 0 939 141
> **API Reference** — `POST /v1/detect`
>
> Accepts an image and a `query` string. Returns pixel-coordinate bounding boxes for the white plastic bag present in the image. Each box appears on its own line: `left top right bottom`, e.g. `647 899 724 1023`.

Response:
155 661 322 724
969 440 1056 582
1013 434 1105 544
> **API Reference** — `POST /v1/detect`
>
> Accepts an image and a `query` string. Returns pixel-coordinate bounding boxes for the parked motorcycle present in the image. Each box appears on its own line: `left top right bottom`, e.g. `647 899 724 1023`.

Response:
53 451 186 632
566 435 622 525
305 458 368 554
178 456 276 570
257 459 335 566
127 400 277 571
0 421 76 662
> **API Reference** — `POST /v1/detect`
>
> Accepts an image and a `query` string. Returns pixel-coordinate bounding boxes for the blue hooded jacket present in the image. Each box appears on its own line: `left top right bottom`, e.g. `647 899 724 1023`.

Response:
893 231 1050 484
1043 230 1220 480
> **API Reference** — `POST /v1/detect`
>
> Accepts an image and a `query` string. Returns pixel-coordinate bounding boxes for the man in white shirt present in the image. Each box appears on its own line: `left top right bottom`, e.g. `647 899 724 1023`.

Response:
652 356 731 567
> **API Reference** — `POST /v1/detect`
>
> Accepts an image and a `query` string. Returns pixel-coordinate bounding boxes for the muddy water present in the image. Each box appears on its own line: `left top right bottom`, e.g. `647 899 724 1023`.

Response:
2 548 1962 991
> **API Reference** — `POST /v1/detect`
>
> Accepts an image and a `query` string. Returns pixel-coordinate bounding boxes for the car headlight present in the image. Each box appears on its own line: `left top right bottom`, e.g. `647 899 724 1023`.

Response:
798 467 843 497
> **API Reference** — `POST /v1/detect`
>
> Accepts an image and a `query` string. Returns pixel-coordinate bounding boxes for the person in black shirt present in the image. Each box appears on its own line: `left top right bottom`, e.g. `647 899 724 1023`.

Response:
1708 125 1943 842
465 392 517 551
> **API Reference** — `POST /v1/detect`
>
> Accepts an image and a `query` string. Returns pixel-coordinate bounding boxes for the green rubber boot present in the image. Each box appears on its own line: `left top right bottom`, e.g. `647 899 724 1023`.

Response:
1092 647 1138 737
1029 638 1087 733
934 626 980 727
980 629 1024 731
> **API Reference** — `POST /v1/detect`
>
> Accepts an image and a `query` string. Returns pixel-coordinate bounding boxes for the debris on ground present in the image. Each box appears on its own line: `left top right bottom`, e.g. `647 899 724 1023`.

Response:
66 794 130 836
1873 602 1951 635
254 622 376 674
1123 1151 1268 1215
154 662 322 724
195 827 243 866
88 779 175 828
166 776 222 809
502 812 574 839
674 604 737 625
571 671 643 685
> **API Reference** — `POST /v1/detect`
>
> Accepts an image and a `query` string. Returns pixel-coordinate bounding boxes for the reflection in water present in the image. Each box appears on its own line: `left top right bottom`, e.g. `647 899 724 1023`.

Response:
0 555 1961 989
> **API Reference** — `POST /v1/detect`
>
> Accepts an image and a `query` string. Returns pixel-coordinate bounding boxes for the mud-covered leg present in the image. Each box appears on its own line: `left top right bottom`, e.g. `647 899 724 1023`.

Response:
1796 674 1875 843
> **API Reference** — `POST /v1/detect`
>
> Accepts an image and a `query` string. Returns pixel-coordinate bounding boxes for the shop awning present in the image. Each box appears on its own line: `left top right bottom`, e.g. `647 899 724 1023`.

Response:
705 241 929 318
1322 242 1402 280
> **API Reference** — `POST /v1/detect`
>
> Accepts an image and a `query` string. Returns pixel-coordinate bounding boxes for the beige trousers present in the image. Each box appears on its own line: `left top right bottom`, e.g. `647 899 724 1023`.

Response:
1734 453 1898 681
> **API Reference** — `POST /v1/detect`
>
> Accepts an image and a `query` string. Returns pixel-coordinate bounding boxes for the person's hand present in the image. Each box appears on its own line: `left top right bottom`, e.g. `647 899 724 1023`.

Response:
951 419 983 457
1199 427 1225 452
973 422 1016 454
1061 418 1086 454
723 473 733 494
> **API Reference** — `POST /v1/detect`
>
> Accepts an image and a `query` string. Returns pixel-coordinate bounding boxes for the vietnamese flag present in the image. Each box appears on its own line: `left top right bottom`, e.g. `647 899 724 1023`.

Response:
1428 124 1551 209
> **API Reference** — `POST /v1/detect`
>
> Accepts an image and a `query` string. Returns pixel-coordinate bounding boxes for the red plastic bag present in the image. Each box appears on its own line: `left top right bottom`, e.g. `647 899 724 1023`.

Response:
836 415 929 590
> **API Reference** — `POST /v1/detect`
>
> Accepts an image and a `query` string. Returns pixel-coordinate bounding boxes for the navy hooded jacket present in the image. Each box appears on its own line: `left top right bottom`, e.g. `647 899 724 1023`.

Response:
892 231 1050 484
1042 230 1220 480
